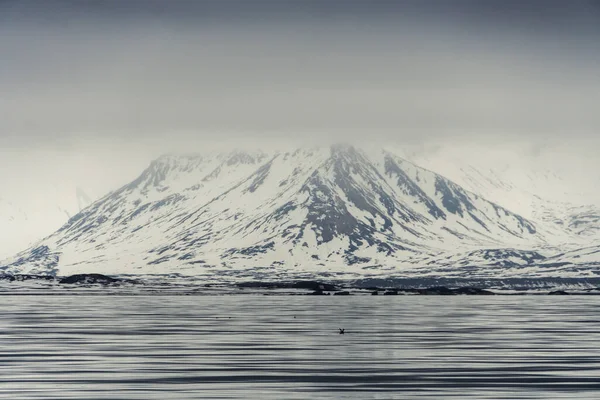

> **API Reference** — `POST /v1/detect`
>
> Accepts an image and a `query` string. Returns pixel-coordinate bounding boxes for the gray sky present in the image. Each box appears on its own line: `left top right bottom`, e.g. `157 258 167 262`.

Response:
1 0 600 198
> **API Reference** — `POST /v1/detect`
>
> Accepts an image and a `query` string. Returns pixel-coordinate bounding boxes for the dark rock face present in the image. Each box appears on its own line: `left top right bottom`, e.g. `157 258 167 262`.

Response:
453 287 495 295
225 241 275 257
236 281 280 289
548 290 570 295
384 155 446 220
333 291 351 296
236 280 337 292
0 274 55 282
59 273 123 285
293 281 337 291
383 290 399 295
417 286 456 295
397 286 495 295
0 274 15 282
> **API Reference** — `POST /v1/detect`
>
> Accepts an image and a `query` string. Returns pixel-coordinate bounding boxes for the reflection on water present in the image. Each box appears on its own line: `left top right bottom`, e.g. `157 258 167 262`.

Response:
1 295 600 399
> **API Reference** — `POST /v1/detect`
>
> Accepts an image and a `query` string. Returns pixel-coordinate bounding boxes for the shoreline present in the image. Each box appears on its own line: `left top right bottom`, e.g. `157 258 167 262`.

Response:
2 272 600 296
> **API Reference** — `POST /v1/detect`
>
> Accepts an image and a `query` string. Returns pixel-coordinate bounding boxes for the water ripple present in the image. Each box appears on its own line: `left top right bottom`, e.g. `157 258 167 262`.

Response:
1 296 599 399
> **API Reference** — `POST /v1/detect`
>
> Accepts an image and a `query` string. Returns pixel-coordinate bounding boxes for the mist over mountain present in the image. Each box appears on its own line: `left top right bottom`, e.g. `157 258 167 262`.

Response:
0 185 94 259
2 144 598 280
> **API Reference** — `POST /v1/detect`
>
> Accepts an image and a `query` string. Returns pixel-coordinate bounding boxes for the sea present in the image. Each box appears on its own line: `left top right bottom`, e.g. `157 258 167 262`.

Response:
1 294 600 399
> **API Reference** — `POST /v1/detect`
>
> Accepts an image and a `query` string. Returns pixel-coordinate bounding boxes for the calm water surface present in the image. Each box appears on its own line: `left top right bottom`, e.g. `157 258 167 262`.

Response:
1 295 600 399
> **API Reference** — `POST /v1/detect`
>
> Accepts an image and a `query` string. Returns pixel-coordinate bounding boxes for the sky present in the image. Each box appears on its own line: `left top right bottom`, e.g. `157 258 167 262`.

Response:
1 0 599 204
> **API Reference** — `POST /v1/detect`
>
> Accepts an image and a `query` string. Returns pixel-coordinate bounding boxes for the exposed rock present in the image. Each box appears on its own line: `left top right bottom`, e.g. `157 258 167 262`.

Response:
404 286 494 295
334 291 351 296
0 274 15 282
548 290 570 295
453 287 495 295
383 290 399 295
417 286 455 295
59 273 126 285
0 274 55 282
236 280 337 292
236 281 282 289
292 281 337 291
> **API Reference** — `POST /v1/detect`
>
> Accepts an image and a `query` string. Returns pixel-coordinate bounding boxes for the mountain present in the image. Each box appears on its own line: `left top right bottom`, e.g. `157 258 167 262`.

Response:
402 143 600 247
1 145 597 280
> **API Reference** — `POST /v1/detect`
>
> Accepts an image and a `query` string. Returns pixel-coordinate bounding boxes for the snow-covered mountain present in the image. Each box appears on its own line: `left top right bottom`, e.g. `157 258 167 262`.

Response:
2 145 598 279
402 143 600 246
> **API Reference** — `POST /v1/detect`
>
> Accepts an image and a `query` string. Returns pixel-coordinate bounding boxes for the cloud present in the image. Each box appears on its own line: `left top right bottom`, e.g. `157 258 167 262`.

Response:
0 0 599 153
